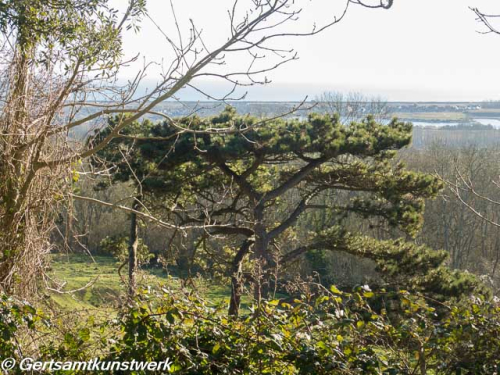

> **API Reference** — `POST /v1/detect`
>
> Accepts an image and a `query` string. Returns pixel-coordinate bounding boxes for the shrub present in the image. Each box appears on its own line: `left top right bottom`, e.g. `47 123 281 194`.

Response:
99 235 152 265
2 288 500 374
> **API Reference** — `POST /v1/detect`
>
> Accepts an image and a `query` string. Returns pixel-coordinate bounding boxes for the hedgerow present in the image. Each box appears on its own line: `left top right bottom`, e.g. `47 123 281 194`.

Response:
1 287 499 374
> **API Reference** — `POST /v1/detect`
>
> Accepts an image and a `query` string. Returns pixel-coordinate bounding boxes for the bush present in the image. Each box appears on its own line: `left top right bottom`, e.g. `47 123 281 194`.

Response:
105 287 500 374
0 295 42 359
2 288 500 374
99 235 152 265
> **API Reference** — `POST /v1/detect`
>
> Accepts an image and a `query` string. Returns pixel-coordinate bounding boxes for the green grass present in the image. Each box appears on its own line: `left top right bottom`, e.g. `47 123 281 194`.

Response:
49 254 126 309
48 254 253 312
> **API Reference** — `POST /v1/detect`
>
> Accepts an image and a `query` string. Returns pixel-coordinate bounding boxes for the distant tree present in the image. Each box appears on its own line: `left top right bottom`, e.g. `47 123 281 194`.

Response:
99 235 151 266
315 91 390 124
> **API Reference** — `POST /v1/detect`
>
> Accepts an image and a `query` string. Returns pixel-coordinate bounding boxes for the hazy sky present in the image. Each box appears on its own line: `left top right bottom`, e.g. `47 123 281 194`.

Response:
120 0 500 102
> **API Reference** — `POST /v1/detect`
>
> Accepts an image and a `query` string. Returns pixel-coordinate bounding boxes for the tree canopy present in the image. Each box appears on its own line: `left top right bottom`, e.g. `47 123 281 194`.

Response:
93 107 483 315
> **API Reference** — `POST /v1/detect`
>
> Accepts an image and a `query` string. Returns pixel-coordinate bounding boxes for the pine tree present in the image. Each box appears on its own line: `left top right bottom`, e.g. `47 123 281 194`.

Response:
112 107 484 315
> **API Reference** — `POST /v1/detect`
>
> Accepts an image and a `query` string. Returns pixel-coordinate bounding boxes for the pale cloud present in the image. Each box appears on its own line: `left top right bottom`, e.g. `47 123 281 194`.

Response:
119 0 500 101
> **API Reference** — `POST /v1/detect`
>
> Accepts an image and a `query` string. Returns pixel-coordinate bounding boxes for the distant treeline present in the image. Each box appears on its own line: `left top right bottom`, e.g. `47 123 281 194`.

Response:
412 126 500 148
481 100 500 109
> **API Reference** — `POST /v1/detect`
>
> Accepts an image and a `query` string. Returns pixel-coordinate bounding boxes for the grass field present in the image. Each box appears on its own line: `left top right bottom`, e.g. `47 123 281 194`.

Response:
48 254 252 312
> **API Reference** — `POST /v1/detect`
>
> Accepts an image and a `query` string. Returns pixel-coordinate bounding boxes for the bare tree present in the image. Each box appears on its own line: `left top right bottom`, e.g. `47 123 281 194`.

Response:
471 7 500 34
315 91 391 124
431 5 500 285
439 145 500 282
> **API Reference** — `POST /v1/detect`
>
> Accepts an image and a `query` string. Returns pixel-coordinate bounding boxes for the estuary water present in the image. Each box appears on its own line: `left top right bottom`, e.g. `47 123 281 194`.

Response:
413 118 500 129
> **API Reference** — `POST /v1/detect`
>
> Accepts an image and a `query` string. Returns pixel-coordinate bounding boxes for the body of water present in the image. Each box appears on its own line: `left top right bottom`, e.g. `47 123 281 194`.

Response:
413 118 500 129
472 118 500 128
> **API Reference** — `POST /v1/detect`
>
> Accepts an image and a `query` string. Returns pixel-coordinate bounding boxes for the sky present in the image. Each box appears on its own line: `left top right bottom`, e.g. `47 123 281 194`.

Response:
119 0 500 102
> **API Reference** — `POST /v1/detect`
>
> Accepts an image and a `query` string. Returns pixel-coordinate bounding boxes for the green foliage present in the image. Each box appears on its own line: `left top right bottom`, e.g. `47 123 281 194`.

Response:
1 284 499 374
0 0 146 71
8 287 499 374
0 295 43 359
311 228 487 300
143 109 416 166
99 235 152 265
93 107 479 310
91 116 209 206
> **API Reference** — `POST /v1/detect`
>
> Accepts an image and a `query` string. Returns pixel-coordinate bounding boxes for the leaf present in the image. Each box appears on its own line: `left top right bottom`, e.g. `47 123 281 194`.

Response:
169 363 182 372
212 343 221 354
330 285 343 295
78 328 90 342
